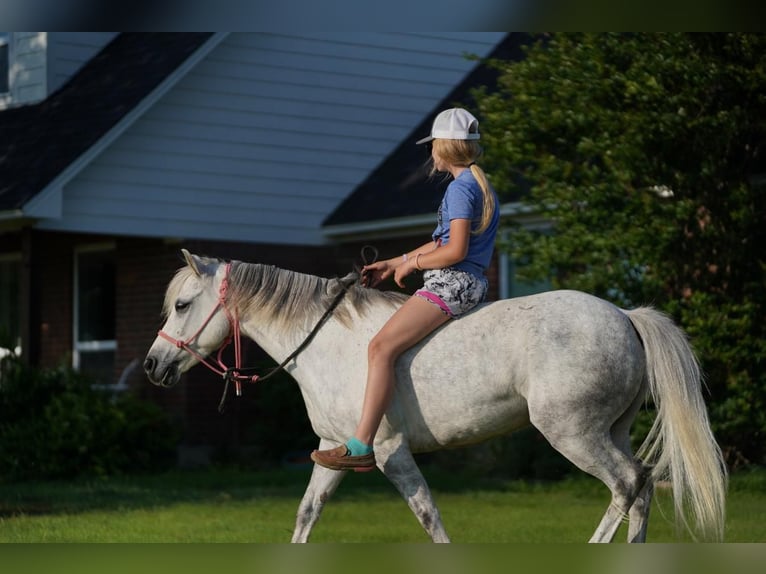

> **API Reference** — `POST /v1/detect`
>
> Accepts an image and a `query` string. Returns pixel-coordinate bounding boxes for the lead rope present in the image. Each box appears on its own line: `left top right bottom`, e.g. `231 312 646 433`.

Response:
360 244 378 268
217 273 359 413
217 246 378 413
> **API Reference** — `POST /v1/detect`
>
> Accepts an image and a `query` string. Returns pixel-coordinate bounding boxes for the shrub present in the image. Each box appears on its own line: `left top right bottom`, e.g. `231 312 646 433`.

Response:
0 354 179 482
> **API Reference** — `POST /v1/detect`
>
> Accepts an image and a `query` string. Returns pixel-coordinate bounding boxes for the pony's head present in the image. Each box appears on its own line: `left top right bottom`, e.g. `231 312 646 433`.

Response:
144 249 232 387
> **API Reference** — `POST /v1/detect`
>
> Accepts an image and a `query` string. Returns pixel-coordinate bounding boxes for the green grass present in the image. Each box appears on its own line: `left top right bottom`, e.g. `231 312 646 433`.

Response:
0 466 764 543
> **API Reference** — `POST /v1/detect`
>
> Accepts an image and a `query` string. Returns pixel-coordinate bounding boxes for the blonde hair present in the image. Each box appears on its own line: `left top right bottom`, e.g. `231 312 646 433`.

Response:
431 138 496 234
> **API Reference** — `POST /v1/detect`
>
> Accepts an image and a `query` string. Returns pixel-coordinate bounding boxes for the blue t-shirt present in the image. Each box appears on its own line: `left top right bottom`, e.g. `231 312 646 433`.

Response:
432 169 499 278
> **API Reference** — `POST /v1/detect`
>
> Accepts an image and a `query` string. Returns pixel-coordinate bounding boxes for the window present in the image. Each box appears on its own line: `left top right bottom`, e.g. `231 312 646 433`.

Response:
74 245 116 385
500 253 551 299
0 254 21 359
0 33 9 94
498 229 552 300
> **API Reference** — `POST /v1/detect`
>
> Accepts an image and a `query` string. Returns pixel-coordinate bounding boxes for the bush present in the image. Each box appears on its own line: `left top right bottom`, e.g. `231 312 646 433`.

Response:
484 428 576 480
237 362 317 466
0 354 179 482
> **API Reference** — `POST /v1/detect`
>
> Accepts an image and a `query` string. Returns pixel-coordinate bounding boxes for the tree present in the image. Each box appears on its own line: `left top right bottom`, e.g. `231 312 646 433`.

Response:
474 33 766 467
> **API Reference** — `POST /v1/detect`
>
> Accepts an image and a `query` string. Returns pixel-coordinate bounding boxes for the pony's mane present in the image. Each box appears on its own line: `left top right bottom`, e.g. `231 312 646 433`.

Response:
229 261 407 331
162 258 408 331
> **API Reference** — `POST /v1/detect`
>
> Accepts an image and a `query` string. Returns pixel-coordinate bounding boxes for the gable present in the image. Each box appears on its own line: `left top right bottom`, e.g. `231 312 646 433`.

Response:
0 33 216 215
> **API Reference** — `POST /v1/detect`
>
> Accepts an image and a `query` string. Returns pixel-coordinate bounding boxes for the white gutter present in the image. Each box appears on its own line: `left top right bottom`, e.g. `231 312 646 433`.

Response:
323 212 435 240
0 209 25 221
323 202 537 241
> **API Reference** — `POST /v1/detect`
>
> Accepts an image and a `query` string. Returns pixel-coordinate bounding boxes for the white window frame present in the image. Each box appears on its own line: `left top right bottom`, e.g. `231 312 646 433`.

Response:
73 243 117 384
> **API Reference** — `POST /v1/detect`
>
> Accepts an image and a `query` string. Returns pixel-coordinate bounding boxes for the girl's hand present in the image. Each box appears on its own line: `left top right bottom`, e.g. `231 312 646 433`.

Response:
361 260 394 288
392 258 418 288
362 253 423 288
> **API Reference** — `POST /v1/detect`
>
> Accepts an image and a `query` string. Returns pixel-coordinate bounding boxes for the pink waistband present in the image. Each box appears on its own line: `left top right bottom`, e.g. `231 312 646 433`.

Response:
415 290 454 317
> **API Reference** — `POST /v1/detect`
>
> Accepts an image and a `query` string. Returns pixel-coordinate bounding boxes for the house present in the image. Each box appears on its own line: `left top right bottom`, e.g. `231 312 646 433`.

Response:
0 32 522 459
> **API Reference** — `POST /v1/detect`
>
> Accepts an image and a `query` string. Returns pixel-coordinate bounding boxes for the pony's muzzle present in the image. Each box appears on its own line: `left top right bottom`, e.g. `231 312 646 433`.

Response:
143 356 180 387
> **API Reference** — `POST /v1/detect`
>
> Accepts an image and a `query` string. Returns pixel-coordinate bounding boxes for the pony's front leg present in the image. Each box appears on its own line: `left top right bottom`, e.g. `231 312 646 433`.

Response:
377 441 450 543
291 441 347 543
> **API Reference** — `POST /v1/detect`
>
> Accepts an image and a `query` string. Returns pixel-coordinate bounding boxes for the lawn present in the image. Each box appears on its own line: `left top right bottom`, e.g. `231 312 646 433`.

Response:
0 466 764 543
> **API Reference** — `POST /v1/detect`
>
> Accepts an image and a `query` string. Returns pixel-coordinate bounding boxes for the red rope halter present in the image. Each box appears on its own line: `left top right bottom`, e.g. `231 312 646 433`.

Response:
157 259 352 412
157 262 257 398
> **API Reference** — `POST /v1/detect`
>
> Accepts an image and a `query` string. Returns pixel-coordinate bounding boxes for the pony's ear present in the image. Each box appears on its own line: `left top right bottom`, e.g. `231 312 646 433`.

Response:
181 249 215 277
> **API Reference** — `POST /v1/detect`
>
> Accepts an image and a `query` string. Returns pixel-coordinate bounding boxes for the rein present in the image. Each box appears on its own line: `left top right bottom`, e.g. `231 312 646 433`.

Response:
158 261 352 413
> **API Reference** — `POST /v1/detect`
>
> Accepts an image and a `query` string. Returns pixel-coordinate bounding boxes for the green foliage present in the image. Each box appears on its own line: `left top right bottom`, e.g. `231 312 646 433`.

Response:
0 354 179 482
428 427 576 482
475 33 766 466
485 428 575 480
238 362 317 466
674 292 766 468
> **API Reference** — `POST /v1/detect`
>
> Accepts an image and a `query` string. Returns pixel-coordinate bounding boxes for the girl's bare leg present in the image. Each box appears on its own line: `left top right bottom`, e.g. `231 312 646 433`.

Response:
310 295 449 470
354 295 450 445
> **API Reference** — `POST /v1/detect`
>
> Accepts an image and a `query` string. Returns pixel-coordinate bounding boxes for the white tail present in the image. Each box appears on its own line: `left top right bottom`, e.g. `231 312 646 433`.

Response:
626 306 728 541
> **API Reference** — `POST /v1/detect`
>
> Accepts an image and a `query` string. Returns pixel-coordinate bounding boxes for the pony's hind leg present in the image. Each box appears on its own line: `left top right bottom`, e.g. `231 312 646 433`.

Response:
610 408 654 542
377 440 450 543
627 478 654 542
611 386 654 543
291 440 348 543
587 460 650 543
532 418 647 543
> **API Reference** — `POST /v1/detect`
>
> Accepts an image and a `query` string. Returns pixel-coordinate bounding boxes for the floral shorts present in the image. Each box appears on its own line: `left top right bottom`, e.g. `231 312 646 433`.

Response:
415 268 488 318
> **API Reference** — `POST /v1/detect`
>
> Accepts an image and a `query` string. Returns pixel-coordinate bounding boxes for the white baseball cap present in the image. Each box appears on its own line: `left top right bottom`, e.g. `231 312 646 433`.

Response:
416 108 480 145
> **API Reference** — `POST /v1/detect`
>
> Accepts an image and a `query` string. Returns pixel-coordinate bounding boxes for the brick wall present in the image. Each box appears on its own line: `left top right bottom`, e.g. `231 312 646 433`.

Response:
115 237 188 424
35 231 74 367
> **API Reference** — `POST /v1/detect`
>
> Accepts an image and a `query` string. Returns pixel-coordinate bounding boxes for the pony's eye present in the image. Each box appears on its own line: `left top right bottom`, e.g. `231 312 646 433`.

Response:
175 300 190 312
